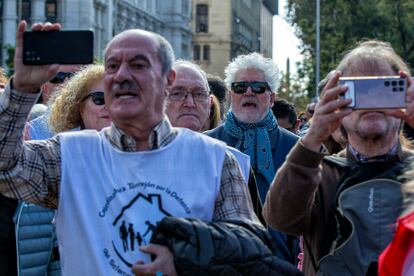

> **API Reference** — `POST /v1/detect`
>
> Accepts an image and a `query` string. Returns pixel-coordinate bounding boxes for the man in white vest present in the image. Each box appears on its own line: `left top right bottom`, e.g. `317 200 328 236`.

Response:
0 21 260 276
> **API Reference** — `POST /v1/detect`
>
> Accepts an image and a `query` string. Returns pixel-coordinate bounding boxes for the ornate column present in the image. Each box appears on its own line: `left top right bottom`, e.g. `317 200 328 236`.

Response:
31 0 46 23
2 0 17 68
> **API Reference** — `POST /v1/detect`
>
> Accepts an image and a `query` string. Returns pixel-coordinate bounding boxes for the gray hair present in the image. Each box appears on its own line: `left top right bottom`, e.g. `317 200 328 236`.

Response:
224 52 280 93
153 33 175 75
173 60 210 92
336 40 410 77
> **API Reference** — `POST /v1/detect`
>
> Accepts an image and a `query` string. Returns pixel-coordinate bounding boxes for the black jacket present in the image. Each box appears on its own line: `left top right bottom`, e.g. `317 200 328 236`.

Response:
150 217 303 276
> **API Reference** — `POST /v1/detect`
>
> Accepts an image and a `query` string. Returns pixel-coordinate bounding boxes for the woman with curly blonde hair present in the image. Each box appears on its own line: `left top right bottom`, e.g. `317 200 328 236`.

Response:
49 64 111 133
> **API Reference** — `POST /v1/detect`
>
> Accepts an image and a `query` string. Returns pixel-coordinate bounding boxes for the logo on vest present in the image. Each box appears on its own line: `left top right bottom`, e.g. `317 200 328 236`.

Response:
368 188 374 213
99 182 190 276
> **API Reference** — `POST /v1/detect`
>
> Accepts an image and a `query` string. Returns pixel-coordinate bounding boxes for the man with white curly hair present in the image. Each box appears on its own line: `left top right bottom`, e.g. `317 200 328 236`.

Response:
205 52 299 264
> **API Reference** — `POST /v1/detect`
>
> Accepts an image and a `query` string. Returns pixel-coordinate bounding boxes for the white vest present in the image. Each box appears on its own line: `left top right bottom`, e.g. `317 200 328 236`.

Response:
55 128 226 276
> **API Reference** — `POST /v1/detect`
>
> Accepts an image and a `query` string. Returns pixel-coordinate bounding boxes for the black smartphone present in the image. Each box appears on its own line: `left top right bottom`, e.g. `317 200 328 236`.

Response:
339 76 407 109
23 30 94 65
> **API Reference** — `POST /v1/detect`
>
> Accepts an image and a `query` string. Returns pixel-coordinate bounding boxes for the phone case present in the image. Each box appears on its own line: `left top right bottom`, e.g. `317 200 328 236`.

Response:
339 76 406 109
23 30 94 65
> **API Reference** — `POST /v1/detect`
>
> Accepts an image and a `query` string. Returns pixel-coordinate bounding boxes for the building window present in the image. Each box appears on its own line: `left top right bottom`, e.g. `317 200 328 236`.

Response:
203 45 210 61
182 0 189 15
193 45 200 60
146 0 152 11
45 0 57 22
20 0 31 23
196 4 208 33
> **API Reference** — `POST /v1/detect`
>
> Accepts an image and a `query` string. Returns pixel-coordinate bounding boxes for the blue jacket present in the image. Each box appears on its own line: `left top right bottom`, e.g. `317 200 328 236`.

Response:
205 123 299 264
14 202 61 276
205 124 298 202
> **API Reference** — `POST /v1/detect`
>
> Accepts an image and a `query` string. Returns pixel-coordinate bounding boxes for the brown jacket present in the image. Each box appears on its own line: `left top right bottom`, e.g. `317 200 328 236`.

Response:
262 141 413 275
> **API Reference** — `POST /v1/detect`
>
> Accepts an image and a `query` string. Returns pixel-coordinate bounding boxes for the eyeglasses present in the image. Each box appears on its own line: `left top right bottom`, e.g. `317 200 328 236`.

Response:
82 91 105 105
168 90 210 102
49 72 75 84
231 81 270 94
307 109 314 114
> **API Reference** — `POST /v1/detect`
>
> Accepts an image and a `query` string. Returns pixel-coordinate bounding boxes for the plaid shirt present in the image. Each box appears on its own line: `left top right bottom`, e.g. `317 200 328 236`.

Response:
0 84 258 223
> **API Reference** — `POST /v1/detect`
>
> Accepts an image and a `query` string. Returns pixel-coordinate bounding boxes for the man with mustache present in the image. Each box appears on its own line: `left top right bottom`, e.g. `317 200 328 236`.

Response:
263 40 414 275
0 21 304 276
205 52 300 264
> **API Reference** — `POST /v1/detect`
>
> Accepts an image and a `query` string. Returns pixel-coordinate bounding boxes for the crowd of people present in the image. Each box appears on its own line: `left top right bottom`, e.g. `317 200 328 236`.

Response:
1 20 414 276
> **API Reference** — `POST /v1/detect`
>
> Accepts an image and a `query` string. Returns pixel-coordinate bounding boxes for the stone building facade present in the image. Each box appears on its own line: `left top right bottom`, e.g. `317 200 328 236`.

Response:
192 0 277 77
0 0 192 69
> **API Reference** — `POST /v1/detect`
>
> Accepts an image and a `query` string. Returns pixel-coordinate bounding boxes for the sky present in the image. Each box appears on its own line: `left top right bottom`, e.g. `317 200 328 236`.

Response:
272 0 303 75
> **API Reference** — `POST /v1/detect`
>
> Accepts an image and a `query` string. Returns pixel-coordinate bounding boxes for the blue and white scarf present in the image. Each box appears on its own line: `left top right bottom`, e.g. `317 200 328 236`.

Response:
223 110 277 184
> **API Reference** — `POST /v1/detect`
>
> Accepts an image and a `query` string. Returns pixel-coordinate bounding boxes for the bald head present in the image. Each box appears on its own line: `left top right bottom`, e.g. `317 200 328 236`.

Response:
173 60 210 92
105 29 175 75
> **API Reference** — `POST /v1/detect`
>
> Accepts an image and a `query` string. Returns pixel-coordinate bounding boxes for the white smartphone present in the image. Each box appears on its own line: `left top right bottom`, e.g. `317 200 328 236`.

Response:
339 76 407 109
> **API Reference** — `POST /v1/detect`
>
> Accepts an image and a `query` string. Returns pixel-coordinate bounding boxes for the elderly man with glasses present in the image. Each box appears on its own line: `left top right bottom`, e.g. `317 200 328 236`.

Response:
165 60 213 132
205 52 300 265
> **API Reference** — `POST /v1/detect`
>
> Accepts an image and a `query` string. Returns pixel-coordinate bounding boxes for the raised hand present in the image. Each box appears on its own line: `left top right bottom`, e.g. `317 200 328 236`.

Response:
386 71 414 127
13 21 60 93
302 71 352 152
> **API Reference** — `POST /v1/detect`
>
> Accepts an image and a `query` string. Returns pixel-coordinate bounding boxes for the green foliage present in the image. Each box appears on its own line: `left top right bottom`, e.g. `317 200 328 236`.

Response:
277 58 314 113
286 0 414 97
3 44 15 77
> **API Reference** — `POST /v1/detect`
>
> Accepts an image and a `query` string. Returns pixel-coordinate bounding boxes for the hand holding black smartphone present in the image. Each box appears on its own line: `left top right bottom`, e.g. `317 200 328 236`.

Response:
23 30 94 65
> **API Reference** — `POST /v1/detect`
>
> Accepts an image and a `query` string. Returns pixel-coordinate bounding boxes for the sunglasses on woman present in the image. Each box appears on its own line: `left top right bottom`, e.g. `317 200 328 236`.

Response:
49 72 75 84
83 91 105 105
231 81 270 94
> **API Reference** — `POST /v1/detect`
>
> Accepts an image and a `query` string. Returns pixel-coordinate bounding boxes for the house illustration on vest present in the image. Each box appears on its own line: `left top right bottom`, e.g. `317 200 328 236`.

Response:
111 193 172 267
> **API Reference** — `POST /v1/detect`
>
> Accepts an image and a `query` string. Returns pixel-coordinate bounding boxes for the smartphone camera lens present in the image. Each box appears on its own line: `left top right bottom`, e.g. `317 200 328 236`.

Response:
400 87 404 92
392 81 397 86
384 81 390 87
399 80 404 86
393 87 397 92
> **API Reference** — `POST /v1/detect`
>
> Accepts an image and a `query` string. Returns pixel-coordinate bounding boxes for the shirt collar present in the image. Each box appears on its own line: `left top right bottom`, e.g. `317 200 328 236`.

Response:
104 117 177 152
347 142 399 162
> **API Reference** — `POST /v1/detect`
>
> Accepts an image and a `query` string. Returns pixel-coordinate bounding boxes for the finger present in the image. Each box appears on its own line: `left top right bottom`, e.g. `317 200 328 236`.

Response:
139 244 165 255
15 21 26 58
43 22 61 32
320 84 348 105
134 260 145 266
399 71 414 102
42 22 54 31
316 96 351 116
399 70 410 81
312 108 352 130
131 263 155 276
386 109 405 119
319 70 341 100
30 22 43 31
322 70 341 93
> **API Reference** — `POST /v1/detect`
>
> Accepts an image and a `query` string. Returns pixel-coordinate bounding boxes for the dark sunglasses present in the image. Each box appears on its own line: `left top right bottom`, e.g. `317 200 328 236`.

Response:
49 72 75 84
231 81 270 94
83 91 105 105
